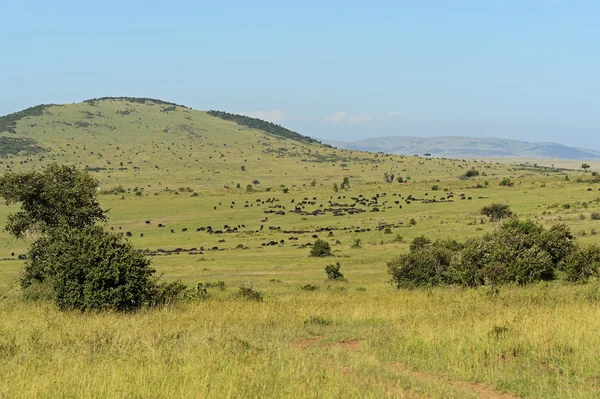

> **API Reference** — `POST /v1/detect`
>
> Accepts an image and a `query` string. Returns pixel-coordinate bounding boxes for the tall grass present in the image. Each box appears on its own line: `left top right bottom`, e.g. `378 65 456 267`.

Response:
2 283 600 397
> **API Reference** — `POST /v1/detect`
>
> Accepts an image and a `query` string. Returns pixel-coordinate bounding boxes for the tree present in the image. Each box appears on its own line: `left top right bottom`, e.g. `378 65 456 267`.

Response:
252 179 260 185
0 164 161 311
0 163 106 238
582 163 591 171
341 177 350 189
480 203 513 221
324 262 344 280
463 168 480 178
310 239 332 257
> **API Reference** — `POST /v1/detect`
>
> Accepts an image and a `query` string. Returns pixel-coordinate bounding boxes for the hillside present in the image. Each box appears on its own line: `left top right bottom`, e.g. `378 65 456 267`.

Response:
0 98 366 189
324 136 600 160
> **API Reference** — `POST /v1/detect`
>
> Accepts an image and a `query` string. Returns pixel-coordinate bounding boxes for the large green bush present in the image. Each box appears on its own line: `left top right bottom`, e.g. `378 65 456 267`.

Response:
389 220 575 289
388 241 458 288
23 226 157 311
564 245 600 283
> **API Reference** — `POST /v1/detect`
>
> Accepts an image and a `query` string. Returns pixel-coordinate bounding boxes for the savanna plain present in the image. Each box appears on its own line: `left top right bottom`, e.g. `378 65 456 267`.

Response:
2 98 600 398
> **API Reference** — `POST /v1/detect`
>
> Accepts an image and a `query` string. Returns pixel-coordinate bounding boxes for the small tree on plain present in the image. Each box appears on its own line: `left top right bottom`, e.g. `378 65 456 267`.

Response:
325 262 344 280
311 239 332 257
480 203 513 222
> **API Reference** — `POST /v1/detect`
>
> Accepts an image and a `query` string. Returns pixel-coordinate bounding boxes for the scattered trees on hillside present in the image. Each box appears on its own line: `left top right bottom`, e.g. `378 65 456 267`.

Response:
207 110 321 145
0 104 56 134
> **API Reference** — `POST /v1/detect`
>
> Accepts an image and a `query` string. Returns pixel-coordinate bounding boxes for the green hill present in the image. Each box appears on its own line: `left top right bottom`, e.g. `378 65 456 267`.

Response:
0 98 356 189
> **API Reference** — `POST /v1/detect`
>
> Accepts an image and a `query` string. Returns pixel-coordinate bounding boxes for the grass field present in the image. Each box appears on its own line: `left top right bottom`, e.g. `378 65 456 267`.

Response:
1 98 600 398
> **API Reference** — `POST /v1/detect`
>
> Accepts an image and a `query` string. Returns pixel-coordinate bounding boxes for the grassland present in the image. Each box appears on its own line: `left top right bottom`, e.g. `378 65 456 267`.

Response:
1 98 600 397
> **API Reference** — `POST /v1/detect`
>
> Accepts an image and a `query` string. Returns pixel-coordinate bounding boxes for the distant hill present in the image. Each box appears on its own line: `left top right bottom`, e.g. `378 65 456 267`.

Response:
323 136 600 160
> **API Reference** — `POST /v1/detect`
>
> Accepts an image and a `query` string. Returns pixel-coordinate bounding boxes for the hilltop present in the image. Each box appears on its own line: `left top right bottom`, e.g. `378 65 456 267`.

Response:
324 136 600 160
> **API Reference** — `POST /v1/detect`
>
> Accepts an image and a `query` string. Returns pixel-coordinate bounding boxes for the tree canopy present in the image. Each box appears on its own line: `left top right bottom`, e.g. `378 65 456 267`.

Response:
0 163 107 238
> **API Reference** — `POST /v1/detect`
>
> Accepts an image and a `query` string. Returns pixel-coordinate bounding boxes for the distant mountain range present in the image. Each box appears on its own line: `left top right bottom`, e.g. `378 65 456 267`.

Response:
321 136 600 160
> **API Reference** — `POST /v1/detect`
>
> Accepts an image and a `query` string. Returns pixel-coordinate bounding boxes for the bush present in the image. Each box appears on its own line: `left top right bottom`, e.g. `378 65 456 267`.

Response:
480 203 513 221
23 226 157 311
409 236 431 251
591 212 600 220
389 220 570 289
310 239 332 257
564 245 600 283
324 262 344 280
450 220 556 286
499 178 514 187
388 245 455 288
235 285 263 301
463 168 480 178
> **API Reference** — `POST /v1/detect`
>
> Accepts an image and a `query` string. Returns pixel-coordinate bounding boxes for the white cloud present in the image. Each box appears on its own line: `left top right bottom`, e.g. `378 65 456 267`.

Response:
388 111 403 119
240 109 284 123
347 112 374 124
325 111 348 123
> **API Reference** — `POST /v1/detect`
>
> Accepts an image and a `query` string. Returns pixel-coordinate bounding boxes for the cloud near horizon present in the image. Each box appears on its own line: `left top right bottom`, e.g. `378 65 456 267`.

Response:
325 111 373 124
348 112 374 124
325 111 347 123
388 111 403 119
240 109 284 123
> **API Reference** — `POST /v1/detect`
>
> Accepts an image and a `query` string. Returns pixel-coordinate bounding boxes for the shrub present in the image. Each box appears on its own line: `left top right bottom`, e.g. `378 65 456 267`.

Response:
499 178 514 187
324 262 344 280
23 226 157 311
304 316 332 326
564 245 600 283
235 285 263 301
463 168 480 178
388 245 455 288
591 212 600 220
310 239 332 257
409 236 431 251
480 203 513 221
450 220 556 286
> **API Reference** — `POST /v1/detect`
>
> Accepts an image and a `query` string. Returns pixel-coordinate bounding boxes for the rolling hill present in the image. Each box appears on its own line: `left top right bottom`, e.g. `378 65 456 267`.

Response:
323 136 600 160
0 97 366 189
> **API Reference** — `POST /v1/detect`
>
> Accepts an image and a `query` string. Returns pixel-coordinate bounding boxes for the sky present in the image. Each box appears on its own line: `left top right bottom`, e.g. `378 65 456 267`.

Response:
1 1 599 149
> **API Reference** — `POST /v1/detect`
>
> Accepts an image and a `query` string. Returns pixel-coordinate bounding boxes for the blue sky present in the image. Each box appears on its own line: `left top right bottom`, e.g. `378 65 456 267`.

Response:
1 1 599 148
